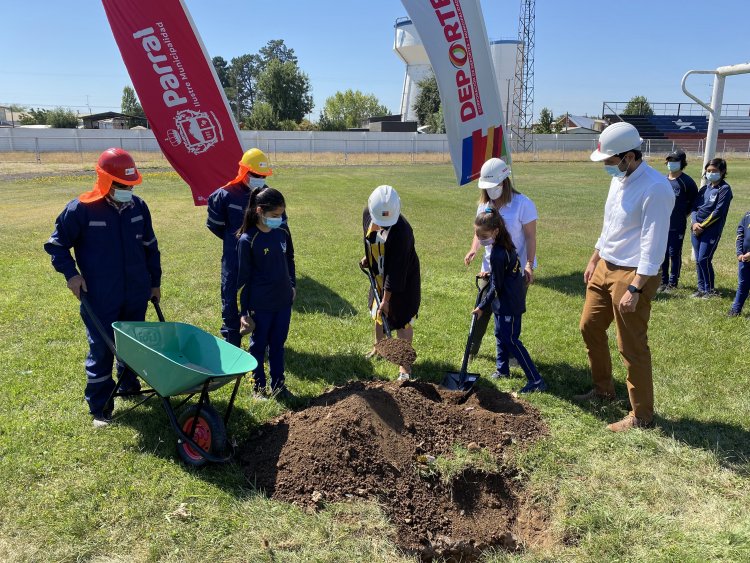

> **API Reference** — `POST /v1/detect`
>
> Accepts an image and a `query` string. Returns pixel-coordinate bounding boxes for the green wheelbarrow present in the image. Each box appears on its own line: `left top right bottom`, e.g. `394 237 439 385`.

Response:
81 294 257 467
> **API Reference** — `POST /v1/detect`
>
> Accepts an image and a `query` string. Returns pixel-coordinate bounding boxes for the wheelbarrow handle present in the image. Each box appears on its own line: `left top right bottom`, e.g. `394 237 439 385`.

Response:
359 262 392 338
80 291 120 360
151 297 166 322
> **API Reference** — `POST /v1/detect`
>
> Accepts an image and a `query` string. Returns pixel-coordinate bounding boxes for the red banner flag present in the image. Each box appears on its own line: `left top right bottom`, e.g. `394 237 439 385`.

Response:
102 0 242 205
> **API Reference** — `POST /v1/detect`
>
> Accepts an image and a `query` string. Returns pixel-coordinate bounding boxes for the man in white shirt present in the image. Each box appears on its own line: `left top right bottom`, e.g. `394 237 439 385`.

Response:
576 122 675 432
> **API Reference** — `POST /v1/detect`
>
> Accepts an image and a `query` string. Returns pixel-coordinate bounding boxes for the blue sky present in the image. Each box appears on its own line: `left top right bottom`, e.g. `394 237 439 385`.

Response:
2 0 748 120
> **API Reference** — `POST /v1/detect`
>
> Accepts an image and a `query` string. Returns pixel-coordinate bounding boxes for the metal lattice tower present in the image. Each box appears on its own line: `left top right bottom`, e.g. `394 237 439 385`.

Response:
511 0 535 152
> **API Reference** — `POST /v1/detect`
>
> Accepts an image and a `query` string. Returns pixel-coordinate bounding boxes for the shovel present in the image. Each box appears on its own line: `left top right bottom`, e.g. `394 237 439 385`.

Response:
442 276 485 393
359 262 417 369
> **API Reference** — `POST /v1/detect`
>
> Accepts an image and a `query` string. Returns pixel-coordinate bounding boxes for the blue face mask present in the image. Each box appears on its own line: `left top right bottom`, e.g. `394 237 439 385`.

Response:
666 161 681 172
604 158 627 178
263 215 283 229
705 171 721 183
111 188 133 203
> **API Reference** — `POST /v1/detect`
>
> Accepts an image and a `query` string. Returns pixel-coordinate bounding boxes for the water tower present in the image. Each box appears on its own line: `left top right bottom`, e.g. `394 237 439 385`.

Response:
393 18 520 127
393 18 431 123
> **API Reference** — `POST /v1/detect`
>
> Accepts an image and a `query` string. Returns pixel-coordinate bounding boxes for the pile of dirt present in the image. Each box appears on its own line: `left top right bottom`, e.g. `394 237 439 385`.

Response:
239 380 548 561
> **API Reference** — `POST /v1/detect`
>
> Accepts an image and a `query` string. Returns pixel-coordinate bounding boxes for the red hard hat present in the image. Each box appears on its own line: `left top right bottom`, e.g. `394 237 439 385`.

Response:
97 147 142 185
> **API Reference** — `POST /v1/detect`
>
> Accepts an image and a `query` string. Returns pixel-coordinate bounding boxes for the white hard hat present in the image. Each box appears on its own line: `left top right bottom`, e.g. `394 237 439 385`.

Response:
478 158 511 189
368 185 400 227
590 122 643 161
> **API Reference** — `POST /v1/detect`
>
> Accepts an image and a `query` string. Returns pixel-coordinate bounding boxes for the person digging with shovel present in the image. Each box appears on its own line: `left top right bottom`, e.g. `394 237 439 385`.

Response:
361 185 420 380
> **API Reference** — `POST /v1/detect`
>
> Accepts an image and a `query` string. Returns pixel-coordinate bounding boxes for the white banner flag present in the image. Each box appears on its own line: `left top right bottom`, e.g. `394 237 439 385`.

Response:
401 0 509 185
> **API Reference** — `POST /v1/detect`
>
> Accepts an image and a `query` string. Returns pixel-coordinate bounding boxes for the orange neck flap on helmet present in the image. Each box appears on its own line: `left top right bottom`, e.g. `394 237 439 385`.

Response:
222 164 251 188
78 166 117 203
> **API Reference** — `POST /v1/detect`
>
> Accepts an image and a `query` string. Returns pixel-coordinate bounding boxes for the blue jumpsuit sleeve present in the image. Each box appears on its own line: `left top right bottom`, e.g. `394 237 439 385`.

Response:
691 185 706 223
206 189 227 239
237 236 253 315
141 202 162 287
737 217 746 256
44 202 82 281
282 226 296 287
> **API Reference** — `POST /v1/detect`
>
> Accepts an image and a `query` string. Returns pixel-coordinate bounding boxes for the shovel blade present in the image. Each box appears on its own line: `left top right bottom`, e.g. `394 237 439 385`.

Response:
441 371 480 391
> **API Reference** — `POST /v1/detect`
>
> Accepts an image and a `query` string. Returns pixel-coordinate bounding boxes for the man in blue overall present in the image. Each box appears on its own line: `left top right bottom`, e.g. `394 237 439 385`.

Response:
206 148 273 347
45 148 162 427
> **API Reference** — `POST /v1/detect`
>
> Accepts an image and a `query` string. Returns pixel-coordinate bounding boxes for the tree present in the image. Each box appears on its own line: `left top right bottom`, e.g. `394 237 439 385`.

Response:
258 39 297 67
19 107 49 125
320 89 389 130
256 59 313 123
623 95 654 116
424 105 446 134
245 101 277 130
46 107 79 128
121 86 145 127
413 73 441 125
533 107 555 134
212 56 231 88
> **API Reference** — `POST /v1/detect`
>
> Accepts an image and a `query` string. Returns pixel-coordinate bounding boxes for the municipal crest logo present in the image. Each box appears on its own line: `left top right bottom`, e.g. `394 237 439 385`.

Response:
167 109 224 155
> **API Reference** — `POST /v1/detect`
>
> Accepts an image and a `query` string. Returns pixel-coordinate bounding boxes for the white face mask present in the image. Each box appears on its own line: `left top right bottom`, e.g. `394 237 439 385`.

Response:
111 188 133 203
485 186 502 200
705 171 721 183
248 177 266 189
666 161 681 172
479 237 494 247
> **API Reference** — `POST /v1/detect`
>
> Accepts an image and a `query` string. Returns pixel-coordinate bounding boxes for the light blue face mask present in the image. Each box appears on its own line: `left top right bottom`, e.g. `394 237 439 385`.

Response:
604 158 627 178
111 188 133 203
705 171 721 183
248 177 266 189
666 161 681 172
479 237 495 247
263 215 283 229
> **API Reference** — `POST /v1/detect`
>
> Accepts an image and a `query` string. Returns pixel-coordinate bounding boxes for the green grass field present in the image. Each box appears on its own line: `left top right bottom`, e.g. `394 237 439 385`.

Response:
1 160 749 562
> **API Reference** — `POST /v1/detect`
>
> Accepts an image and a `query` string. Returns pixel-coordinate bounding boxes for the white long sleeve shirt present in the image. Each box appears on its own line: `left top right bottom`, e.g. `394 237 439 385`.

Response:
595 161 675 276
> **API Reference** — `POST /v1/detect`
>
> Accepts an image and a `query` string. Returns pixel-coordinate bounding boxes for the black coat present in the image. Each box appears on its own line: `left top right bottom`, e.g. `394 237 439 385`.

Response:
362 208 421 330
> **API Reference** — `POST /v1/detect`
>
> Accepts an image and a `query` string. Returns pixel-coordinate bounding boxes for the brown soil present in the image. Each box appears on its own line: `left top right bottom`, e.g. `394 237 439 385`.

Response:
239 380 548 561
374 337 417 370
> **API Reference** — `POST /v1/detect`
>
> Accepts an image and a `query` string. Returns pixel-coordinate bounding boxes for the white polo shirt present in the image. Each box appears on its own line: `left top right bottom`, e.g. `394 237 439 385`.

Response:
477 193 538 272
595 161 675 276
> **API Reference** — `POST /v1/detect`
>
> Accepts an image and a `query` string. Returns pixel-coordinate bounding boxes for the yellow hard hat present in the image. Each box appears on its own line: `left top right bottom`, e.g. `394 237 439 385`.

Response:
239 148 273 176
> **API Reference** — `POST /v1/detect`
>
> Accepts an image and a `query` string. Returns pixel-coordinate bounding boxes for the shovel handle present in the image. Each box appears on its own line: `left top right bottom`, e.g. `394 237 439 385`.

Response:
359 262 392 337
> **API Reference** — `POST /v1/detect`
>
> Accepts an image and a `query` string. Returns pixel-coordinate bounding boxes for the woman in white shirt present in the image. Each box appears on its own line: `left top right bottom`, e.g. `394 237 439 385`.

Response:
464 158 538 377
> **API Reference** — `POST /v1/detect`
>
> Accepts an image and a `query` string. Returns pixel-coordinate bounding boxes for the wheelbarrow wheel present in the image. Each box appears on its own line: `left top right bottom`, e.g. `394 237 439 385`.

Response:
176 404 226 467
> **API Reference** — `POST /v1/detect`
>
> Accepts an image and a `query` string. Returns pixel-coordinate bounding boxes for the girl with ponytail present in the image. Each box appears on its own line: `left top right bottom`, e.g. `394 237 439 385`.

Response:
236 186 297 401
473 208 547 394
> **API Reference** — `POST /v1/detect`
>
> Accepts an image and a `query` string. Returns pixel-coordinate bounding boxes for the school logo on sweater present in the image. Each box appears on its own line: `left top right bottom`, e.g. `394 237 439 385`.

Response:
281 241 287 253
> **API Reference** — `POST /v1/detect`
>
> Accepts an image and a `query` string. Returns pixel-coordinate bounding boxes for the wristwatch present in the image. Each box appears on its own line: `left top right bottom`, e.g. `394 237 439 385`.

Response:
627 284 643 294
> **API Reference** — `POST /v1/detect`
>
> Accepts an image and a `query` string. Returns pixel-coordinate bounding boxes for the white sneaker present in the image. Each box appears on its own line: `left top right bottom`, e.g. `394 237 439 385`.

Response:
92 416 112 428
397 372 411 381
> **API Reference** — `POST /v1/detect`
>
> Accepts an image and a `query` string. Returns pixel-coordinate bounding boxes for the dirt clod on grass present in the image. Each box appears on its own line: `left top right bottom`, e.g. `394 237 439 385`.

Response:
374 337 417 370
239 380 548 561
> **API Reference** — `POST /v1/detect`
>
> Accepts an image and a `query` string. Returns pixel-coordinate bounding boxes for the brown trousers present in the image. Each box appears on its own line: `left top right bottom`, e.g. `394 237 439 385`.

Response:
579 260 660 421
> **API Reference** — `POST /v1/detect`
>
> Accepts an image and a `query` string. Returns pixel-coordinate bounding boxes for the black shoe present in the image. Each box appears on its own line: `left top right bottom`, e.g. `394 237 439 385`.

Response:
273 387 296 402
702 290 720 299
727 308 741 317
665 283 677 292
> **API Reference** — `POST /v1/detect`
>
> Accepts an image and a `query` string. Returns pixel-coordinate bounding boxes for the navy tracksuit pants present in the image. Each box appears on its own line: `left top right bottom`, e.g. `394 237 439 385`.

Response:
494 313 542 383
249 307 292 391
661 229 686 286
692 227 724 292
81 298 147 417
731 261 750 313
